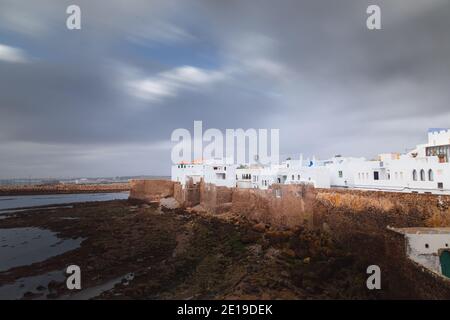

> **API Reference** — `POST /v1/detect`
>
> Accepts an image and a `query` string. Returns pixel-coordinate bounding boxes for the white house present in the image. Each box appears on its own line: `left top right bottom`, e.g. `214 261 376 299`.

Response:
389 227 450 279
326 129 450 194
171 159 237 188
171 129 450 194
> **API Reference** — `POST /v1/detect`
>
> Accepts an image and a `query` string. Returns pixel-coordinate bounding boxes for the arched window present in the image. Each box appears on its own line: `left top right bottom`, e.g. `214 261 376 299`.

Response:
420 169 426 181
428 169 434 182
413 170 418 181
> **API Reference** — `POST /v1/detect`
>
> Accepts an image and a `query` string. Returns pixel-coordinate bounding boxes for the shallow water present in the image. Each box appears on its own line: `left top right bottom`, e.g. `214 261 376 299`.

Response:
0 227 84 272
0 192 129 211
0 269 65 300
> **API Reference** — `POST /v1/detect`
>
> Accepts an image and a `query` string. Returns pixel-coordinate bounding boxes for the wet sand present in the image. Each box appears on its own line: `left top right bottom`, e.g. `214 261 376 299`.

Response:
0 200 378 300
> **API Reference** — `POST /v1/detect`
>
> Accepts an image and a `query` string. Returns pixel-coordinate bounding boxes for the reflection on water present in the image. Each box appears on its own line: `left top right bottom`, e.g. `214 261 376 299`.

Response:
0 192 130 299
0 192 129 211
0 227 84 272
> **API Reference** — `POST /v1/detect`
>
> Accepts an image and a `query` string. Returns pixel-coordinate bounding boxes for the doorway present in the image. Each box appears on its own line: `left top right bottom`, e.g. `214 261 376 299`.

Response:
440 250 450 278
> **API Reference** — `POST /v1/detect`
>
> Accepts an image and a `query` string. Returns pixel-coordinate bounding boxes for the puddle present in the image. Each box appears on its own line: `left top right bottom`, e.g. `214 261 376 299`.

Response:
0 270 65 300
0 227 84 272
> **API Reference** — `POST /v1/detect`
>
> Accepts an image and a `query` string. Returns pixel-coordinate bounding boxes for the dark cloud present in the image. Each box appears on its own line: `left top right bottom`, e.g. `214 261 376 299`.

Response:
0 0 449 178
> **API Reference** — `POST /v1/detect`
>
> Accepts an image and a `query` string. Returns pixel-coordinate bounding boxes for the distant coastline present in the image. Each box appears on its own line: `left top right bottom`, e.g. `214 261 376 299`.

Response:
0 183 132 196
0 175 170 187
0 176 170 196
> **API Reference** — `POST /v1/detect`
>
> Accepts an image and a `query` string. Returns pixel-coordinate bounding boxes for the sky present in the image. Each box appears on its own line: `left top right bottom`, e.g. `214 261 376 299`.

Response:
0 0 449 178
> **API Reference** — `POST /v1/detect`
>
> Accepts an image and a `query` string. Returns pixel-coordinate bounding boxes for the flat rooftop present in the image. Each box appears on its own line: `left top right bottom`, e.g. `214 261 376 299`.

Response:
388 226 450 235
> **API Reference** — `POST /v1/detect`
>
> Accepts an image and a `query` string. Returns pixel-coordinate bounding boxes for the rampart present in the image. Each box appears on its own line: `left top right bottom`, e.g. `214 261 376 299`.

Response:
129 179 315 229
129 179 174 202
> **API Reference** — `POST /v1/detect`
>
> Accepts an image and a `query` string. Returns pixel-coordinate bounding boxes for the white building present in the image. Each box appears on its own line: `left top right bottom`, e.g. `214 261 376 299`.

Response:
327 129 450 194
171 129 450 194
389 227 450 279
171 159 237 188
172 156 330 189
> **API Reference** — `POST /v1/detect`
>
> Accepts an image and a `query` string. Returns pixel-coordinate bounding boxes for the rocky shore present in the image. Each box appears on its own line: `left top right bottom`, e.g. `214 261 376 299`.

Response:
0 199 381 300
0 183 130 196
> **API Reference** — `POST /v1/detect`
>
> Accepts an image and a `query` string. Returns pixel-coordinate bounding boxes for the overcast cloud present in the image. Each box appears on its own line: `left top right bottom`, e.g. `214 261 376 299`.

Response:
0 0 449 178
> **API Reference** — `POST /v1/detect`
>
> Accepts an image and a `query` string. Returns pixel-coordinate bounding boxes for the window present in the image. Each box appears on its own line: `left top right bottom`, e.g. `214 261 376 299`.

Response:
428 169 434 181
374 171 379 180
298 175 300 180
338 171 343 178
413 170 418 181
292 175 294 180
420 169 426 181
216 173 226 180
438 182 444 189
400 172 404 180
426 145 450 163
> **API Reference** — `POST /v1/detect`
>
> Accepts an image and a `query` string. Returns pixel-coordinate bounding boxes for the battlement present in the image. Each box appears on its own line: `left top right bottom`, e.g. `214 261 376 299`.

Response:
428 128 450 146
428 128 450 135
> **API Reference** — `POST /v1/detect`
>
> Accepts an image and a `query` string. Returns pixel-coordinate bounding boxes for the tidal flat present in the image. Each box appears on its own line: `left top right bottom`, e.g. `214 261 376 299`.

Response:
0 199 378 300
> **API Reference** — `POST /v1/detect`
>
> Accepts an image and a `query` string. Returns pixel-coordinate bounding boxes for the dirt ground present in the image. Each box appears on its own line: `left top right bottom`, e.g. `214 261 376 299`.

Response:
0 200 381 300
